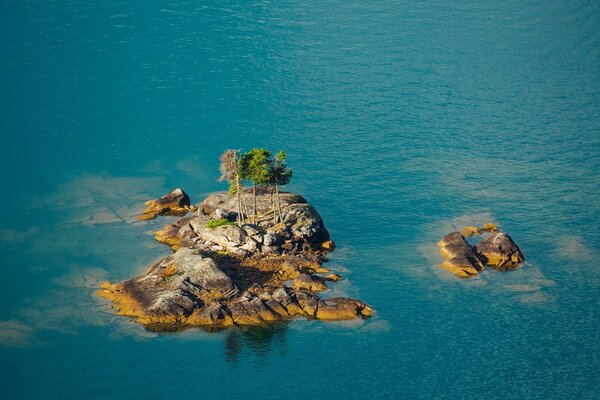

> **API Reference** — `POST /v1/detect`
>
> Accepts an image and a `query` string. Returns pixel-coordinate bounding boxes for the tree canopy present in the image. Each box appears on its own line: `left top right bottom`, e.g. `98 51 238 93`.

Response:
218 147 293 224
238 148 272 187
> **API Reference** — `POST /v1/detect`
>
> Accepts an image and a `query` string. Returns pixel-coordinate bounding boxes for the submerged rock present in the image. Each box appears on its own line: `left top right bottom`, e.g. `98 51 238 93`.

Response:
98 189 372 329
138 188 196 220
437 225 524 278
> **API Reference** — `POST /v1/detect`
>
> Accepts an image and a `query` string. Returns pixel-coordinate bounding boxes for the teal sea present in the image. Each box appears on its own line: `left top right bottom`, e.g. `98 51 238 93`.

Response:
1 1 599 399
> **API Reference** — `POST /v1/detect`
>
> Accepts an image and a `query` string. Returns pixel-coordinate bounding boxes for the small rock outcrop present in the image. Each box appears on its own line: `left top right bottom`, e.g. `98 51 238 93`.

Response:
475 232 524 270
438 232 485 278
138 188 197 220
437 224 524 278
98 189 372 329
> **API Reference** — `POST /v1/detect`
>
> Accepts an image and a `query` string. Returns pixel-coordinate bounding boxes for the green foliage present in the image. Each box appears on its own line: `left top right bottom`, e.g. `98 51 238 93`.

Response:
228 180 237 195
205 218 235 229
238 148 273 186
272 150 292 186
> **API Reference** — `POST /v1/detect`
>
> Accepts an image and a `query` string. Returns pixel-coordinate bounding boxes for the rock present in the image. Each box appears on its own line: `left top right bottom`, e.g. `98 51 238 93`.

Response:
153 215 202 250
261 245 280 255
325 273 342 282
438 232 485 278
228 296 280 325
187 304 233 326
263 233 282 246
201 189 307 219
191 223 251 256
98 189 372 329
96 248 237 325
243 224 264 244
482 223 498 232
138 188 196 220
293 273 328 292
281 203 330 244
437 227 525 278
461 226 482 237
321 240 336 252
295 291 319 316
474 232 524 269
315 298 373 320
213 209 230 220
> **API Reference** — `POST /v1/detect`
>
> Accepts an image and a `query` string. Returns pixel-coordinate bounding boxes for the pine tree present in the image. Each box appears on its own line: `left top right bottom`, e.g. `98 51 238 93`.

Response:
238 148 272 224
271 150 292 222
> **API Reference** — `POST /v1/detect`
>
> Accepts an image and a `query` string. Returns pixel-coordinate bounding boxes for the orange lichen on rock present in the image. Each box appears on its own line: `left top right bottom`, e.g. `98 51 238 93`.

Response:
482 223 498 232
96 282 153 324
137 188 196 220
316 298 373 320
461 226 482 237
321 240 336 252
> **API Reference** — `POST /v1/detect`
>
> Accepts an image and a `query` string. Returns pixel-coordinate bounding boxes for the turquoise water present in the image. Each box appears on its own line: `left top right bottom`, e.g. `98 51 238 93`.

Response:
1 1 599 398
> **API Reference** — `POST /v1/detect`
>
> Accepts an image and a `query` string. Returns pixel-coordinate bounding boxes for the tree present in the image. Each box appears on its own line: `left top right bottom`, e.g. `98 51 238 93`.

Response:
271 150 292 222
218 149 244 224
238 148 272 224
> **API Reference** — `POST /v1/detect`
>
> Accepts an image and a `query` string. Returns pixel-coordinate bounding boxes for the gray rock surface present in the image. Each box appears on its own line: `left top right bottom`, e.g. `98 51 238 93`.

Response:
474 232 524 269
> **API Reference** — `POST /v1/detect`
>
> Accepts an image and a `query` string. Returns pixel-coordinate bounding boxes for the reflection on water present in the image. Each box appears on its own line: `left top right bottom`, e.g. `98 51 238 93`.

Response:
224 322 289 363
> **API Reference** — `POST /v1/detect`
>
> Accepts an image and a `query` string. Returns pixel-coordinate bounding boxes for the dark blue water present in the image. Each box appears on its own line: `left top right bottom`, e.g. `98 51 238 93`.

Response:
1 1 599 399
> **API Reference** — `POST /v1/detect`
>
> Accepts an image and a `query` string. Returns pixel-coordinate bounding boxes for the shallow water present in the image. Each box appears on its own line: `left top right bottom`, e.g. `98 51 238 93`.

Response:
1 1 599 399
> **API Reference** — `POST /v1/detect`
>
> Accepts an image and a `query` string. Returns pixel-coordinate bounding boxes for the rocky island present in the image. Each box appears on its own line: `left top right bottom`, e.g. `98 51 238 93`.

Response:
97 149 372 330
438 223 525 278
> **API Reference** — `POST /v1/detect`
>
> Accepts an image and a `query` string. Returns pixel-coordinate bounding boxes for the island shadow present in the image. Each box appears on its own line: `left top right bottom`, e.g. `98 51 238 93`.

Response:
224 320 290 363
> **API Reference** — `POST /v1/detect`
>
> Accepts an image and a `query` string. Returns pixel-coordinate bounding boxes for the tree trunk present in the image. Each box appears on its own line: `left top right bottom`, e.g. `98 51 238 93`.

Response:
270 186 277 225
235 176 242 225
275 183 283 222
241 185 250 223
252 182 257 224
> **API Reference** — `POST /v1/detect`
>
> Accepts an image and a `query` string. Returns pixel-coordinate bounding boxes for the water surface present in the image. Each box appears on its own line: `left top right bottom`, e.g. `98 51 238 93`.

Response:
1 1 599 399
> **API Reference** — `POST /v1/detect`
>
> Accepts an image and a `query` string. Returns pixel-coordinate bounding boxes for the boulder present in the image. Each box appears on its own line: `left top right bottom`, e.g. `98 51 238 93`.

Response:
293 273 328 292
190 222 254 256
325 273 342 282
461 226 482 237
315 298 373 320
438 232 485 278
263 233 282 246
138 188 196 220
201 189 307 219
482 223 498 232
281 203 329 243
321 240 336 252
475 232 524 269
213 209 230 220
